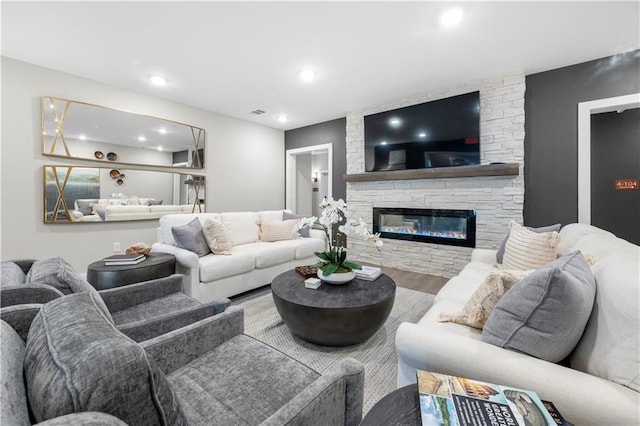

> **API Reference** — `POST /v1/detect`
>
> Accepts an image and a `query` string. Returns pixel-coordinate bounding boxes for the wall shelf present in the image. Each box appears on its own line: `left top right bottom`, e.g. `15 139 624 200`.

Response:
344 163 520 182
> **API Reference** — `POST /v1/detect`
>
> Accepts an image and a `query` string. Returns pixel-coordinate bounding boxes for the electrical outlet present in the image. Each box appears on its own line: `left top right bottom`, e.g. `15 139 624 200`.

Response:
113 242 121 252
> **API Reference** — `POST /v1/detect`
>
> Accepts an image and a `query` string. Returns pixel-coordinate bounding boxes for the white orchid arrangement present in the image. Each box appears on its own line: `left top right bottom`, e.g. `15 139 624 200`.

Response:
294 197 383 276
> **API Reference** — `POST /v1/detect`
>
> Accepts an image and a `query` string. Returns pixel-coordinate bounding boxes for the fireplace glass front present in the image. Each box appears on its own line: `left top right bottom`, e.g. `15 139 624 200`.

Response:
373 208 476 248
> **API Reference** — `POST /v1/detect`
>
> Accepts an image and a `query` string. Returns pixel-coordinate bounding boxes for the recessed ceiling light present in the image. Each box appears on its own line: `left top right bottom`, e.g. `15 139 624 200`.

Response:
138 135 146 142
149 75 168 86
440 8 464 27
277 115 289 123
381 141 388 145
299 69 315 82
158 128 168 134
418 132 427 138
157 146 163 151
79 134 87 140
389 117 402 128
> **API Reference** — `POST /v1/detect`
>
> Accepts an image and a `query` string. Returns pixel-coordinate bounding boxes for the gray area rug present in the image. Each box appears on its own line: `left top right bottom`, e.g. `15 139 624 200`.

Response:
236 286 434 414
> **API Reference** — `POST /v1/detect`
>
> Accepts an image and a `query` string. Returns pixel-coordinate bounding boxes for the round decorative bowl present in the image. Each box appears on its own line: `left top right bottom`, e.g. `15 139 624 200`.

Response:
316 269 355 285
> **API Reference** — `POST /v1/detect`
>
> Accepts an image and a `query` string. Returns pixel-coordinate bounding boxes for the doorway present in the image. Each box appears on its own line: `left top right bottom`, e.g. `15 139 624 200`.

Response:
285 143 332 216
590 108 639 244
577 93 640 237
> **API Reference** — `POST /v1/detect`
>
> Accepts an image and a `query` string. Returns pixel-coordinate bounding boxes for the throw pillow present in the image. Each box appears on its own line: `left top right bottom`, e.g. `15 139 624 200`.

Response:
25 292 186 425
496 223 561 263
283 211 310 237
76 199 98 216
171 218 211 257
202 218 233 255
147 199 163 206
259 219 298 242
439 268 532 329
1 261 26 287
502 221 560 270
482 251 596 363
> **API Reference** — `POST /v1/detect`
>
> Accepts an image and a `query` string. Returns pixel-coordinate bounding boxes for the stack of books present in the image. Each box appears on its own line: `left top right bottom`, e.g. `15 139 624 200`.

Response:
103 254 146 266
354 266 382 281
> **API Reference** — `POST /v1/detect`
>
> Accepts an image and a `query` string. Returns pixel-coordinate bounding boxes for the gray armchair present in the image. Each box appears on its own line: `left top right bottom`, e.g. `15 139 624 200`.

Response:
0 258 230 342
4 292 365 425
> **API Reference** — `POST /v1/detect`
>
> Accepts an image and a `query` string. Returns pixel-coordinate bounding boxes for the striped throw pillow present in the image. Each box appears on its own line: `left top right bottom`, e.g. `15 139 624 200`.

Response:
502 221 560 270
202 218 233 255
259 220 297 242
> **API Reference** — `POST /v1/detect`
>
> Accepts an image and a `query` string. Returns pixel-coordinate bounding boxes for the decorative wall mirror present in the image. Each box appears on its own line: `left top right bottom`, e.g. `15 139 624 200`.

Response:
41 96 205 169
44 165 205 223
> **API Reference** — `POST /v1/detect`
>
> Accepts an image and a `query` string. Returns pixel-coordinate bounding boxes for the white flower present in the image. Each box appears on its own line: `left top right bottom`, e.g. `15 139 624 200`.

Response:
302 196 383 253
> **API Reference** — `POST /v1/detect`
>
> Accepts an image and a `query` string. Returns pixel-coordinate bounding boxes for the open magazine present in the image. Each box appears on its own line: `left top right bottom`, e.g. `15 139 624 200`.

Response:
417 370 572 426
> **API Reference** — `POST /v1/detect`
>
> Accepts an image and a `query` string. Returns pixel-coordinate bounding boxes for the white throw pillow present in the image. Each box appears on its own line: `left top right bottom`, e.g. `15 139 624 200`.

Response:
202 218 233 255
439 268 533 329
259 220 297 242
502 221 560 270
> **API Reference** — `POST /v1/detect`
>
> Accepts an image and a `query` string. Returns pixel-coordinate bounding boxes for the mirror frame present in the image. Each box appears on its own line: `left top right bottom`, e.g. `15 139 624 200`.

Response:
43 165 205 224
41 96 205 169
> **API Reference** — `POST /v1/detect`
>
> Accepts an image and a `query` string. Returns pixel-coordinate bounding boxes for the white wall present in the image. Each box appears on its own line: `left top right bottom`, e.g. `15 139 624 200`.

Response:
1 57 284 270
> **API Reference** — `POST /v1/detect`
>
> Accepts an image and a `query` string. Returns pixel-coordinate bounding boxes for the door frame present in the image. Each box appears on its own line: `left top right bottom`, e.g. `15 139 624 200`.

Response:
577 93 639 224
285 143 332 213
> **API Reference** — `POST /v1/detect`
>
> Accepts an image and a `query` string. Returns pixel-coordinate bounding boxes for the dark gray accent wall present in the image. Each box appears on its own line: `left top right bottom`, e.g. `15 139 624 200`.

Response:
524 50 640 227
285 118 347 201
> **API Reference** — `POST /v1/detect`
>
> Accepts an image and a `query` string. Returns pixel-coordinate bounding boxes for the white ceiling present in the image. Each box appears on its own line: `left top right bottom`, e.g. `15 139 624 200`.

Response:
3 1 639 131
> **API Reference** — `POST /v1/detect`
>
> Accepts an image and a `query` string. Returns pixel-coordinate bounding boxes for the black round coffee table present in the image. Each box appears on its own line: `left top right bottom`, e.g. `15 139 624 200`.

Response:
271 270 396 346
86 253 176 290
361 385 420 426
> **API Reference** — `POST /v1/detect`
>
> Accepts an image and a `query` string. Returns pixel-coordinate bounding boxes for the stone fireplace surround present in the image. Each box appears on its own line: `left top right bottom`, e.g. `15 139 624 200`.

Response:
345 72 525 278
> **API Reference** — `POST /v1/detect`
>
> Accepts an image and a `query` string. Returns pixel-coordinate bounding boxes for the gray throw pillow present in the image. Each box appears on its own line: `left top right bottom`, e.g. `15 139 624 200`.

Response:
482 251 596 363
95 207 106 221
171 218 211 257
147 199 163 206
283 211 310 237
24 292 186 425
496 223 561 263
76 199 98 216
1 262 26 287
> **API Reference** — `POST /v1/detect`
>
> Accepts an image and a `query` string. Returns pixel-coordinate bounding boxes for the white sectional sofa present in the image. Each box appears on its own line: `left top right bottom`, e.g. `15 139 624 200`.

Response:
72 198 197 222
151 210 325 302
395 223 640 425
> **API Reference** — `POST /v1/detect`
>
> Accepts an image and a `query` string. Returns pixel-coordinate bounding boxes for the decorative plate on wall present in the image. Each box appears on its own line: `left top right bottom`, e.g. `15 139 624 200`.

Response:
109 169 120 179
116 178 124 185
94 151 104 159
106 152 118 161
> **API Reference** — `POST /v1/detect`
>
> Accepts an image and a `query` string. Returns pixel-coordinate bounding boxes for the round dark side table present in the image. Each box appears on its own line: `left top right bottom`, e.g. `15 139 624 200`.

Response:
361 384 420 426
86 252 176 290
271 270 396 346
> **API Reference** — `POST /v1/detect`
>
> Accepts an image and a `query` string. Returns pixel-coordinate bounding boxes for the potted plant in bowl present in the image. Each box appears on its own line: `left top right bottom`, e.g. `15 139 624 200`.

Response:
295 197 383 284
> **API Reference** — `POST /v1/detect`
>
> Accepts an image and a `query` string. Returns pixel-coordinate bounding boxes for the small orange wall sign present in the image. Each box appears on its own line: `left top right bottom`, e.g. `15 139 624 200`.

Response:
615 179 639 191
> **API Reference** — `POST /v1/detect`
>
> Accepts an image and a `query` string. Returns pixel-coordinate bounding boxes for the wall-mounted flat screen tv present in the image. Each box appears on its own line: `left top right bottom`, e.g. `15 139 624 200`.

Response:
364 91 480 172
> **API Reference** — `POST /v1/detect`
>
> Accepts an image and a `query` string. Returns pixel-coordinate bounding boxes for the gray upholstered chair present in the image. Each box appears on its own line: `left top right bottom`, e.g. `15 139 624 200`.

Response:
4 292 365 426
0 258 230 342
1 320 129 425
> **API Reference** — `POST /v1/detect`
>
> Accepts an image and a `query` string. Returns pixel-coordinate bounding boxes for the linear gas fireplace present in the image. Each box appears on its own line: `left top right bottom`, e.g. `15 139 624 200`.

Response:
373 208 476 248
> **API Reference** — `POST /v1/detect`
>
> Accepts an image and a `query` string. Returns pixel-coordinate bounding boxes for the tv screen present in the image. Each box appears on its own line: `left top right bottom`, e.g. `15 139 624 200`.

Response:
364 91 480 172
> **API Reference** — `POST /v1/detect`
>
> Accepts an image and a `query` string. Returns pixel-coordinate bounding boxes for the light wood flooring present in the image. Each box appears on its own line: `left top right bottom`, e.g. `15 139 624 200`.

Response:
361 262 448 295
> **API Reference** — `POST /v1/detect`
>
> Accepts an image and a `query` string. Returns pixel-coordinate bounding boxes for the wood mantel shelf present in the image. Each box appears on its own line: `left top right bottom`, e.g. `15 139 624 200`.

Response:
344 163 520 182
